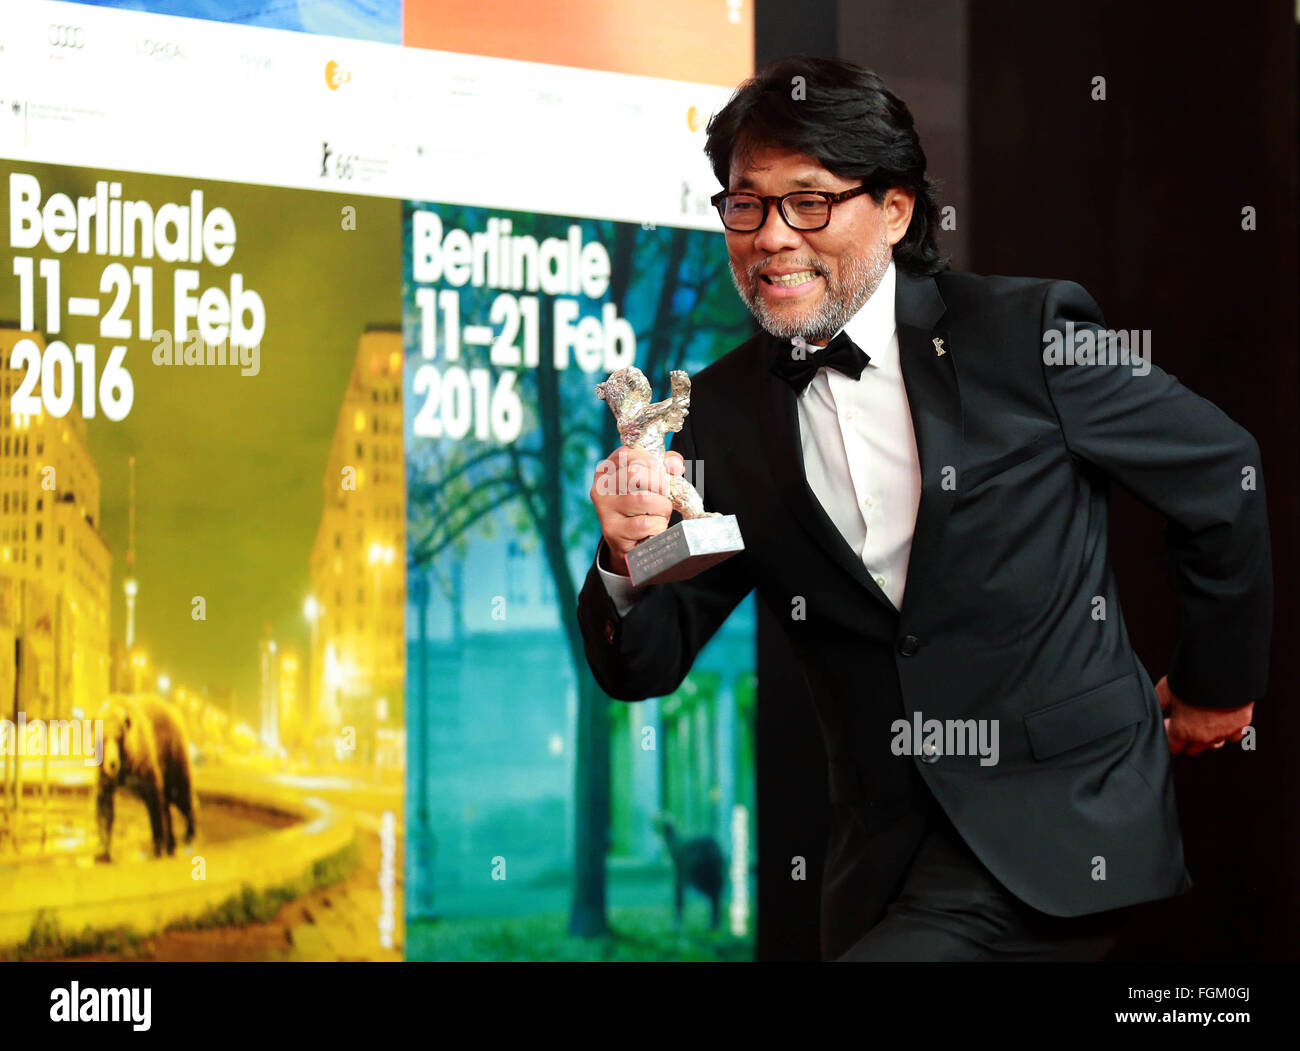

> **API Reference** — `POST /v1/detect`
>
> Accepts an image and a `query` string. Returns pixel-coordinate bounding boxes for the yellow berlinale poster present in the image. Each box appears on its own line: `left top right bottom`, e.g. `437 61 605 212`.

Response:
0 161 405 960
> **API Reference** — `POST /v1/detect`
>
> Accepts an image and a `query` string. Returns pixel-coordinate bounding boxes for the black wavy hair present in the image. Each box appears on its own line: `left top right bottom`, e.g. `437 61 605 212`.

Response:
704 56 947 277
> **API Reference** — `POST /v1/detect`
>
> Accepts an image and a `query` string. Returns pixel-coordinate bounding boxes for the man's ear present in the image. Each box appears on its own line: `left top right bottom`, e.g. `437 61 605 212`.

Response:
884 187 917 247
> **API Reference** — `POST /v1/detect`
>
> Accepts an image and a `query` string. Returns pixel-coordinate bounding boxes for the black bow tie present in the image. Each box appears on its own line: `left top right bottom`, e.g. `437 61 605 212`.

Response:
769 330 871 394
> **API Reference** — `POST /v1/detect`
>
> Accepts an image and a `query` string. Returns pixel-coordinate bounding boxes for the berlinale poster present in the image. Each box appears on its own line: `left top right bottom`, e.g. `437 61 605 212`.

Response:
1 0 756 961
0 160 405 960
402 204 757 961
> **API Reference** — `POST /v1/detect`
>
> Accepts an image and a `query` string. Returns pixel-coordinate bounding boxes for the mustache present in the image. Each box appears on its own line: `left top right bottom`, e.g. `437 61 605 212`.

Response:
744 256 830 283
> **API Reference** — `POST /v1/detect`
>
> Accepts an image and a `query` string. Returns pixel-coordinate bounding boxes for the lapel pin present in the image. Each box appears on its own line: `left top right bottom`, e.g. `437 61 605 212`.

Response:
933 337 946 356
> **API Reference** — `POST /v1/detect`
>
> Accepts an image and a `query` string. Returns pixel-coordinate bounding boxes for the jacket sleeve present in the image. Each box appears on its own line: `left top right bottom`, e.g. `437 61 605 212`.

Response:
575 412 755 701
1038 279 1273 708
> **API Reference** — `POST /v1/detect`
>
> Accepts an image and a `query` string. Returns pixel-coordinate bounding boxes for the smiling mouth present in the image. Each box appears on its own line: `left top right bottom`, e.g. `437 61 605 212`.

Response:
762 270 820 287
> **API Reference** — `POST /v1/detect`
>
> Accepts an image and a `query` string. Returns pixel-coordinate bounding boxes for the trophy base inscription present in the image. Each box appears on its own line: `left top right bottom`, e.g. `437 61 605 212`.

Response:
627 515 744 588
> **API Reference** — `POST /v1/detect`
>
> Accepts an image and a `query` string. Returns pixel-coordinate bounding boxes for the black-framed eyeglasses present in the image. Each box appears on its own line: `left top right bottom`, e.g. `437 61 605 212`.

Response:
709 185 872 232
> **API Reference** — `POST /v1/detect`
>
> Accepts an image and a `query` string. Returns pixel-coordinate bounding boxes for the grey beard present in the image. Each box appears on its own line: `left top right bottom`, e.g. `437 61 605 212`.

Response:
730 236 892 344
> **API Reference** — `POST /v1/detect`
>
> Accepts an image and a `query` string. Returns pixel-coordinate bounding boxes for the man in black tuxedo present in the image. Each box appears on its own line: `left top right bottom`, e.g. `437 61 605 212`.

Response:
576 57 1271 961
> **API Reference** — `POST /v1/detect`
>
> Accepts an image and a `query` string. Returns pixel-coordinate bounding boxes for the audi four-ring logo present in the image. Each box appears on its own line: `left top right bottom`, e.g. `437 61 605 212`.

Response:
48 25 84 48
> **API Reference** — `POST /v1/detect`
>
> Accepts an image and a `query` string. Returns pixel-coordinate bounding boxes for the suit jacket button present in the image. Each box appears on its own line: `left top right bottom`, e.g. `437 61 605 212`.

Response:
898 634 920 656
604 619 616 645
921 740 941 764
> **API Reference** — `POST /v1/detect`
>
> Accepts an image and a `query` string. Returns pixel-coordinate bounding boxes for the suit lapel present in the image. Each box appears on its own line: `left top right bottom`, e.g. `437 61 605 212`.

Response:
754 268 960 616
895 270 961 620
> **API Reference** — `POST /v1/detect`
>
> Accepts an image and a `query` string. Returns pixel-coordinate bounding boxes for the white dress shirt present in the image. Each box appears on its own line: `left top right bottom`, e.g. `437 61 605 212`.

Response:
599 259 921 615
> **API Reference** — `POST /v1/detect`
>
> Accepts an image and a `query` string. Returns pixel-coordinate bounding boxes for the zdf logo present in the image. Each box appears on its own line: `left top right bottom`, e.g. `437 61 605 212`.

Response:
48 25 84 49
325 60 352 90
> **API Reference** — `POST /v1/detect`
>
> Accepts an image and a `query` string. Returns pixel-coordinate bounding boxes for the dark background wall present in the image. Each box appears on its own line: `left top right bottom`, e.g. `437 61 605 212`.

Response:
753 0 1298 961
